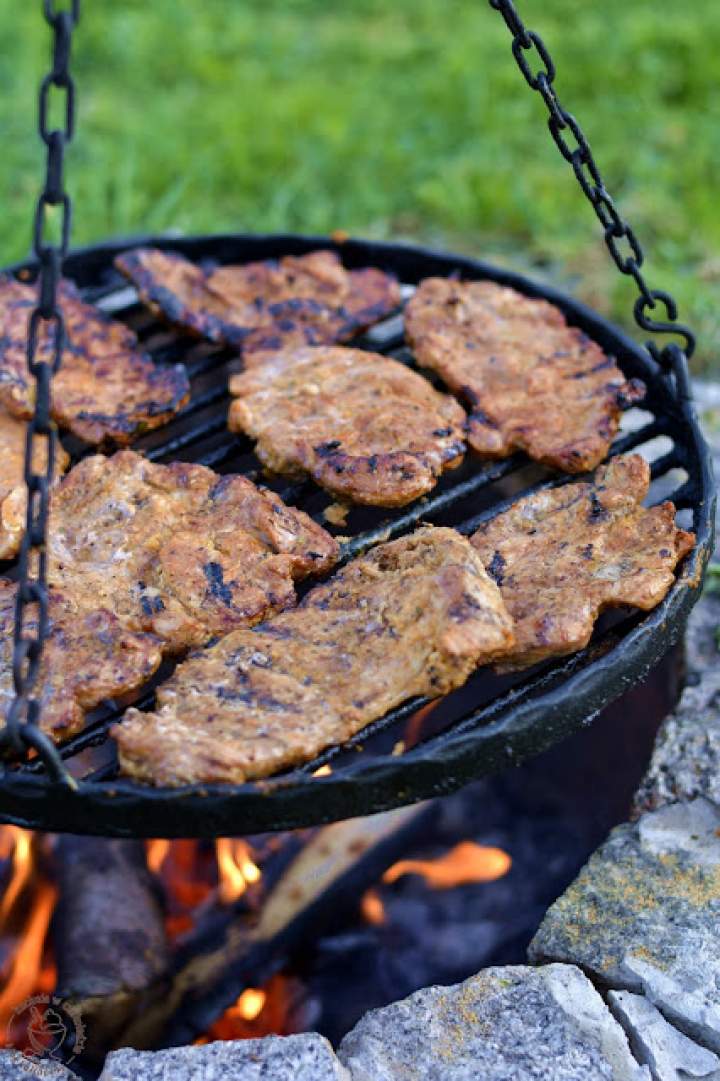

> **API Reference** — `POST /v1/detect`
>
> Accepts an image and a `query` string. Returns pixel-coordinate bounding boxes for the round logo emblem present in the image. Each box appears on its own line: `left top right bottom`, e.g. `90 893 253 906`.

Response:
6 994 86 1076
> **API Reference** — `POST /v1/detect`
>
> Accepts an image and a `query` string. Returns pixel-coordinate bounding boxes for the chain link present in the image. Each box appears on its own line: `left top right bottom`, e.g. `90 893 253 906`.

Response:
2 2 80 784
488 0 696 372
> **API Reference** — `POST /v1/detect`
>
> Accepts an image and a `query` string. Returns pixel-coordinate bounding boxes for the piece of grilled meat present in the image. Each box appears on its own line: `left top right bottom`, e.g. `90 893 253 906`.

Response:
113 527 515 786
228 346 467 506
115 247 401 354
471 454 694 670
405 277 644 473
0 275 189 445
0 404 70 559
0 579 162 744
47 450 338 653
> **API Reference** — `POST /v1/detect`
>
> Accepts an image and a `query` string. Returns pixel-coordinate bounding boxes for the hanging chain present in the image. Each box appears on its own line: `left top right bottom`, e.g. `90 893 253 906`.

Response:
488 0 696 385
2 1 80 783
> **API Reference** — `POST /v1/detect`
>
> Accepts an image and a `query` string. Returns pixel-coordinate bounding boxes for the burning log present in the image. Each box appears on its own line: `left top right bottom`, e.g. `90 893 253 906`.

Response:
54 837 171 1060
118 802 431 1050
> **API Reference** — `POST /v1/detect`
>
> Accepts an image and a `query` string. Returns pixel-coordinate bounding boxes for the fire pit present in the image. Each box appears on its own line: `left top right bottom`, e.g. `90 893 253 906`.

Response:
0 1 717 1078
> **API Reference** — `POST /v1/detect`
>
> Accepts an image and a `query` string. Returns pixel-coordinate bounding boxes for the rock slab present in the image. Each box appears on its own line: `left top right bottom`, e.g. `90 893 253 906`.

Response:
98 1034 349 1081
634 586 720 814
0 1050 78 1080
530 797 720 1054
609 991 720 1081
337 962 648 1080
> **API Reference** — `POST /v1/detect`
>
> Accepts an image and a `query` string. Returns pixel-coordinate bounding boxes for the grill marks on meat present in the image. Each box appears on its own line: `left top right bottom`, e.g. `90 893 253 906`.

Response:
404 278 645 473
115 248 401 354
228 346 467 506
0 405 69 559
0 275 189 445
47 451 338 654
0 580 161 743
470 454 695 670
113 527 515 785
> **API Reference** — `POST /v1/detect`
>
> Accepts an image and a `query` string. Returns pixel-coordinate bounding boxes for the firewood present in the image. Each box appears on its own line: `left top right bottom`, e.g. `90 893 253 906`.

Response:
118 802 431 1049
54 837 170 1060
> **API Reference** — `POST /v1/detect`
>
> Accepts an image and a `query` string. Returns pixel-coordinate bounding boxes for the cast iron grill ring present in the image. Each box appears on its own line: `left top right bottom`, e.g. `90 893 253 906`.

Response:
0 234 713 837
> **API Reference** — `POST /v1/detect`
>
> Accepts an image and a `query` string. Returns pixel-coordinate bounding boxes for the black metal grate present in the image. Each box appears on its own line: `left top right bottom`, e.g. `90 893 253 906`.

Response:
0 234 714 837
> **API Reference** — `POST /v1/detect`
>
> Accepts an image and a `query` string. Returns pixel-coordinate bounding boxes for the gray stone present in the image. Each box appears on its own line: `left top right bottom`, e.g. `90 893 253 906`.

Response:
530 798 720 1053
634 587 720 815
337 962 648 1080
0 1051 78 1080
608 991 720 1081
98 1034 349 1081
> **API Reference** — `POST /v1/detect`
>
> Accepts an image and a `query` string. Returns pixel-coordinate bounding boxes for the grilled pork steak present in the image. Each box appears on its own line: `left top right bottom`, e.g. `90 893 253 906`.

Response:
0 580 162 743
47 450 338 653
115 248 401 354
471 454 695 670
0 275 189 445
404 277 644 473
113 527 515 785
228 345 467 506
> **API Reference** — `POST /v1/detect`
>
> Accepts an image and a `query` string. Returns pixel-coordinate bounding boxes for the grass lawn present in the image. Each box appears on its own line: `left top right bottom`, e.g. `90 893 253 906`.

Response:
1 0 718 371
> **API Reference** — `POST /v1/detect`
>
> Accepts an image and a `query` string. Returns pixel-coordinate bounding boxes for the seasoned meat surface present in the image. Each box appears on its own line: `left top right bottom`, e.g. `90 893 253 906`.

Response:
0 275 189 445
470 454 695 670
0 405 69 559
115 248 401 353
47 450 338 652
114 527 515 785
404 277 644 473
228 346 467 506
0 579 161 743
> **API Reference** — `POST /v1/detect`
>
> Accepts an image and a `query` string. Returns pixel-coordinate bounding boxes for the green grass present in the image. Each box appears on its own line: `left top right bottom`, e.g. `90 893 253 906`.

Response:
1 0 719 370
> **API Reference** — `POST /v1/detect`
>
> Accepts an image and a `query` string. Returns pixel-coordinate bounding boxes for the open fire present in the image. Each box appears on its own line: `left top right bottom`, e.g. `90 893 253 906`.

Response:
0 822 514 1052
0 649 674 1069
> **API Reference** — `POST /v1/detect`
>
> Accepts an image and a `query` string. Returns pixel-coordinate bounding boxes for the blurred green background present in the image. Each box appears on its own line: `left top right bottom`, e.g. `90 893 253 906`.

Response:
1 1 718 370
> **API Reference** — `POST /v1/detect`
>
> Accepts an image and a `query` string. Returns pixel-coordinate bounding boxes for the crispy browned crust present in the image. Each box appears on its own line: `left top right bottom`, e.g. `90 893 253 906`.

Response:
0 579 162 743
48 450 339 652
0 405 70 559
228 346 467 506
470 454 695 670
404 278 645 473
113 526 515 786
114 247 401 354
0 275 190 445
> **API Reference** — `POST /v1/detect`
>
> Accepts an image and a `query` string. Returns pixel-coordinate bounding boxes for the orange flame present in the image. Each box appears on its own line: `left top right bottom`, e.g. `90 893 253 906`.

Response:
215 839 261 905
198 975 298 1043
0 828 57 1039
236 988 266 1021
146 838 170 876
382 842 512 889
0 828 32 923
361 888 386 925
403 700 441 750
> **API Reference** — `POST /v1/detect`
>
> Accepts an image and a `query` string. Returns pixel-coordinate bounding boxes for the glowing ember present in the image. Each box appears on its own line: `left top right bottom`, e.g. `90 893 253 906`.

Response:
215 839 261 904
312 765 332 777
383 842 512 889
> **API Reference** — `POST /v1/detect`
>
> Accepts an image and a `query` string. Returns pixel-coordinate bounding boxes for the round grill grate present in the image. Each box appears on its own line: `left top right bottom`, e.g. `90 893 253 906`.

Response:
0 234 713 837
